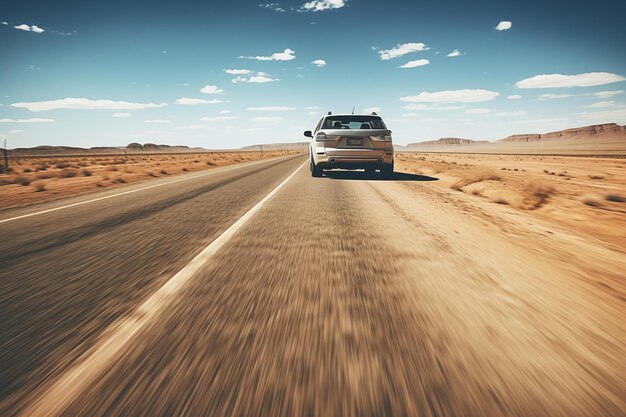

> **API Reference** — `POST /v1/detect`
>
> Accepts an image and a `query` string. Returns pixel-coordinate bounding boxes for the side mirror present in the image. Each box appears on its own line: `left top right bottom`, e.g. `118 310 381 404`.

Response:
304 130 313 138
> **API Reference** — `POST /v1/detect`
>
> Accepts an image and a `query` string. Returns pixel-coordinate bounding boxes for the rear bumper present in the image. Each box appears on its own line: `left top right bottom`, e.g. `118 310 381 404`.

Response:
312 146 394 168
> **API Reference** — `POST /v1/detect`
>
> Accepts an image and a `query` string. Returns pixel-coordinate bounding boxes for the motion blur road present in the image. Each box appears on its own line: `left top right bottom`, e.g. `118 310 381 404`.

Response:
1 154 624 417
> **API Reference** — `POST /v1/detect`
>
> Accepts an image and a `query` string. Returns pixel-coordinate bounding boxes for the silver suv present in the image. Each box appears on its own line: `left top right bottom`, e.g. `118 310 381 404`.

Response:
304 113 394 177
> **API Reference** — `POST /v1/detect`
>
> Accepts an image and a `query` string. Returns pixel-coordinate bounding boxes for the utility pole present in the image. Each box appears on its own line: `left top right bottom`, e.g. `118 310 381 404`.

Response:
260 144 263 156
1 138 8 173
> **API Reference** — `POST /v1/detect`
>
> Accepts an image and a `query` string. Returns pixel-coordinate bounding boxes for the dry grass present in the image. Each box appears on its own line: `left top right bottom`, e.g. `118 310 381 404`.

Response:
0 150 301 210
396 152 626 247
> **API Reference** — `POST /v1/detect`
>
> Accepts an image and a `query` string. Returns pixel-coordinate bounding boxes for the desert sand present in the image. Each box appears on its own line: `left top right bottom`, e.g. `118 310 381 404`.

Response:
0 151 301 210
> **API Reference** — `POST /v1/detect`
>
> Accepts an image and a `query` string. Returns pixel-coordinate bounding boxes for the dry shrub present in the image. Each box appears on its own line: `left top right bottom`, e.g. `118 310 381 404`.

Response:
606 194 625 203
82 169 93 176
582 195 602 207
36 172 53 180
35 184 46 192
107 166 119 172
59 169 78 178
588 174 605 180
160 169 168 175
55 162 70 169
451 170 501 191
23 168 32 173
15 176 31 186
520 183 554 210
36 164 49 171
182 167 188 172
206 161 216 166
147 171 157 177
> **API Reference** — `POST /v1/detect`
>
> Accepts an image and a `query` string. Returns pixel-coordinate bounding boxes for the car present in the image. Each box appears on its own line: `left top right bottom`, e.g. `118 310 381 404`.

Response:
304 112 394 177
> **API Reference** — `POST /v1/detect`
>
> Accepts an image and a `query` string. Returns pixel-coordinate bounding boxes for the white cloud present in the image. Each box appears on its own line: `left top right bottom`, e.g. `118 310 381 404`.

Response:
252 116 284 123
465 108 492 114
144 119 171 124
399 59 430 68
507 94 522 100
9 129 23 134
307 111 318 115
363 107 381 113
400 89 499 103
378 43 429 60
516 72 625 88
495 21 512 31
578 109 626 123
175 124 206 130
301 0 345 11
447 49 461 57
200 84 224 94
496 111 527 116
306 106 319 110
247 106 295 111
14 24 45 33
311 59 326 67
260 3 286 12
592 90 623 99
0 118 55 123
176 97 222 105
224 69 252 75
113 112 131 118
240 48 295 61
200 116 239 122
219 110 231 114
585 101 619 108
539 93 575 100
1 22 8 25
232 75 278 83
11 98 167 112
401 103 427 110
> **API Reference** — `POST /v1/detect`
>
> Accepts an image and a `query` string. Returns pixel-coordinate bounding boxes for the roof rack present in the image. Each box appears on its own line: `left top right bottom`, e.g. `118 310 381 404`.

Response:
371 112 377 115
327 111 332 115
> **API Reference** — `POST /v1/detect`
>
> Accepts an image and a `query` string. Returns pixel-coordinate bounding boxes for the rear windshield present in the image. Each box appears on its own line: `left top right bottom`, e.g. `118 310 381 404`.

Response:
323 116 386 130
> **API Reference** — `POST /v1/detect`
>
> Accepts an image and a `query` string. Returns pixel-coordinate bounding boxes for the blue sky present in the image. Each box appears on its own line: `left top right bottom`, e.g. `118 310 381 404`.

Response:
1 0 625 148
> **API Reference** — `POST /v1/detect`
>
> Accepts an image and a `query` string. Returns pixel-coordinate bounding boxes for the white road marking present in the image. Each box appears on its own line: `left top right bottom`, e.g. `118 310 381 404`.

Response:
19 161 306 417
0 155 295 224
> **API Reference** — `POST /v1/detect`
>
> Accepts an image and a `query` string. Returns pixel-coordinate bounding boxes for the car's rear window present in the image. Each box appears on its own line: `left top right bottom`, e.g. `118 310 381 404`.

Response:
323 116 386 130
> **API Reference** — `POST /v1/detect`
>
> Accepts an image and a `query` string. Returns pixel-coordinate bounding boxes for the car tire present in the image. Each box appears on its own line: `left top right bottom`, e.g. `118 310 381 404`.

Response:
310 159 323 177
382 162 394 177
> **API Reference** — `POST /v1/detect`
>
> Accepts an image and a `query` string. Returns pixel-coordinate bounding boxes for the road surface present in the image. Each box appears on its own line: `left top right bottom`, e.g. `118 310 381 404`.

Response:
1 154 624 417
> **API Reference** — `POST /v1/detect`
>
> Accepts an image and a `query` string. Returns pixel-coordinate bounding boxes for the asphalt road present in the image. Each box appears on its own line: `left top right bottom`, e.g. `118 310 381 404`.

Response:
1 154 624 417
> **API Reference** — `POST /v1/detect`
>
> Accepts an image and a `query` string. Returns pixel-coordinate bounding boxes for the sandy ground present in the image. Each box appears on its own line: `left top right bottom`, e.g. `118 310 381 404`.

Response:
395 152 626 249
0 151 301 210
1 156 625 416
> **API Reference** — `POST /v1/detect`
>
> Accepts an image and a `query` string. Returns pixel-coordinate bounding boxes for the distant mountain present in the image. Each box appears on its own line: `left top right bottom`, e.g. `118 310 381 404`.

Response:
405 137 490 148
240 142 308 152
499 123 626 142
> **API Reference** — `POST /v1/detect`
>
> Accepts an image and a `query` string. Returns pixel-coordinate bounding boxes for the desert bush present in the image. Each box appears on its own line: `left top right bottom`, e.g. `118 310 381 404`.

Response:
107 166 119 171
35 164 49 171
160 169 168 175
588 174 605 180
23 168 32 173
35 184 46 192
36 172 53 180
182 167 188 171
520 183 554 210
55 162 70 169
59 169 78 178
148 171 157 177
15 176 31 186
606 194 625 203
82 169 93 176
451 171 501 191
206 161 216 166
